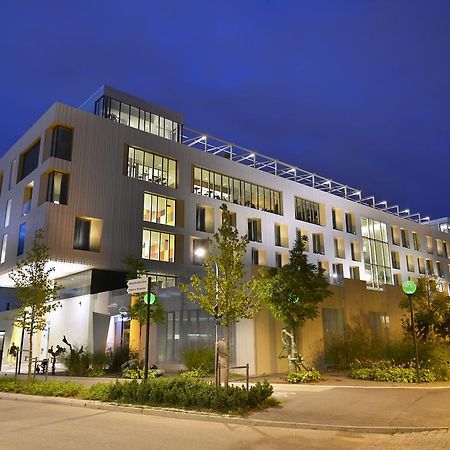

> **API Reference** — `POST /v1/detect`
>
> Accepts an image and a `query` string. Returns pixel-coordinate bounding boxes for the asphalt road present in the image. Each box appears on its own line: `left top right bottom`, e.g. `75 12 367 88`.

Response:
1 399 449 450
257 384 450 428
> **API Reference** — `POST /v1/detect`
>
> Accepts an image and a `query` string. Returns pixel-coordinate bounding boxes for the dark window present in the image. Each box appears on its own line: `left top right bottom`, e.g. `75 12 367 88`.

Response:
274 224 281 246
74 218 91 251
47 172 69 205
401 229 410 248
345 213 356 234
251 248 259 265
51 126 72 161
17 223 26 256
196 206 206 232
18 141 40 182
248 219 262 242
275 253 282 268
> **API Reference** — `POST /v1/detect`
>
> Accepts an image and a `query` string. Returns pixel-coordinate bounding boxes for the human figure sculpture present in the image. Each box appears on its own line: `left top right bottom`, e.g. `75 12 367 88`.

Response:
278 328 309 372
48 345 66 375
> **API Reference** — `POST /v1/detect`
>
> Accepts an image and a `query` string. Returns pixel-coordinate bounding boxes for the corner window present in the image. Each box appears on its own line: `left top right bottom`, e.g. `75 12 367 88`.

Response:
47 172 69 205
73 217 102 252
18 141 40 182
51 126 73 161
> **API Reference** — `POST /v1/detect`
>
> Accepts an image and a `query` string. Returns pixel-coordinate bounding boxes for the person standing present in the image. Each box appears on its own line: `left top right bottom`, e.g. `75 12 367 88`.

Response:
8 342 18 366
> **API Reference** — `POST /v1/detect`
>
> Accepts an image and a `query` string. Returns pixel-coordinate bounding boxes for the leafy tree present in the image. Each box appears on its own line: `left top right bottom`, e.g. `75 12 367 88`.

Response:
123 255 165 355
9 229 60 381
256 236 332 372
180 204 260 387
400 276 450 343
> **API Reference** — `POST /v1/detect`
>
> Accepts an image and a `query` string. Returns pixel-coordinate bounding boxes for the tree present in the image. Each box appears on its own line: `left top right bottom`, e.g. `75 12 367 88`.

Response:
9 229 60 381
180 204 260 387
400 276 450 343
123 255 165 357
256 236 332 372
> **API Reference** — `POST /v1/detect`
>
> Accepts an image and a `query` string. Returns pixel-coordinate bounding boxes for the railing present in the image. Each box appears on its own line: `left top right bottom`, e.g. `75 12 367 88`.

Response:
182 127 431 224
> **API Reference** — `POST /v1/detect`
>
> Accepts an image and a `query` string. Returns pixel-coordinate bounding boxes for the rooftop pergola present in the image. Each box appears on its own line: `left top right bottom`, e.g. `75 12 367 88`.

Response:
182 127 430 224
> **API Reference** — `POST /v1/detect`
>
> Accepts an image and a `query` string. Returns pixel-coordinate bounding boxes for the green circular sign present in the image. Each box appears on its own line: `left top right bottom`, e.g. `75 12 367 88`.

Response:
144 293 156 305
402 280 417 295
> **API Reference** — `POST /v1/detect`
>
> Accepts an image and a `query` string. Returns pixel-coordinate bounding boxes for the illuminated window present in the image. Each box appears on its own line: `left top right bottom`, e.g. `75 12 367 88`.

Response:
312 233 325 255
95 96 180 142
361 217 392 289
248 218 262 242
193 166 282 215
128 146 177 188
142 230 175 262
143 193 175 226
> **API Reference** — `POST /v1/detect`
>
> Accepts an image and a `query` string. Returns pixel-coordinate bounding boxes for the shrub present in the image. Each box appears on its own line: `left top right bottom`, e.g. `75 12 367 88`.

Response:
0 378 276 414
183 348 215 374
0 379 87 397
63 349 91 377
122 368 157 380
349 360 438 383
287 369 322 383
179 369 210 379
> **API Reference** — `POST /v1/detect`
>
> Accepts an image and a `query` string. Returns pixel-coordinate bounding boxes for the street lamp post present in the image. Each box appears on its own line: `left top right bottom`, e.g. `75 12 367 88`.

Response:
402 280 420 383
194 247 220 387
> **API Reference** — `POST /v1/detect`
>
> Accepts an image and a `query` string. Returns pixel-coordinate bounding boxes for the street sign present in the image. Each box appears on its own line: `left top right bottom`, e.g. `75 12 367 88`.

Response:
126 277 148 294
402 280 417 295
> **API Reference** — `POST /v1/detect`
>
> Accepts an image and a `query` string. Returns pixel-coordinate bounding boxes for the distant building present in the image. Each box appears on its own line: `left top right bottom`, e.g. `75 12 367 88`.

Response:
0 86 449 373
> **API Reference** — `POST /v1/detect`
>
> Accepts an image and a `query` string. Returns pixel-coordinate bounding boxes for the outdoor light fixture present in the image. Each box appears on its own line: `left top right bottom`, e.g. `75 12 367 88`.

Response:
194 247 206 258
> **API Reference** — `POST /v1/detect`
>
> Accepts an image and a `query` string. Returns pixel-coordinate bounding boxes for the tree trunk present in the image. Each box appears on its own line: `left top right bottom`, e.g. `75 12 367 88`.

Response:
27 321 34 382
223 324 230 388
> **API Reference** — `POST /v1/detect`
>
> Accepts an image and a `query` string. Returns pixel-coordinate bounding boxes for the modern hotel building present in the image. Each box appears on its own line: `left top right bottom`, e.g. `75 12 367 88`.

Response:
0 86 449 373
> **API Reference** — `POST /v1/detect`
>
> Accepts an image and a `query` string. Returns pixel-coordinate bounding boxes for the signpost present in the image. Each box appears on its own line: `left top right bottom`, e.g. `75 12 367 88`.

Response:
126 277 157 381
402 280 420 383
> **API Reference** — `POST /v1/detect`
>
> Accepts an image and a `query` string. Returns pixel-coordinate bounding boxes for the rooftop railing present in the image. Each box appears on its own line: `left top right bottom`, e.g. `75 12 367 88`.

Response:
182 127 430 224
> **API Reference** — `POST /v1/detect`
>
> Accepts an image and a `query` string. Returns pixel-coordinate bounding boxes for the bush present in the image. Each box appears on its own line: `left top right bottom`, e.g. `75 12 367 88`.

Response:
323 322 450 380
122 368 157 380
287 369 321 383
183 348 215 374
63 349 110 377
0 378 276 414
179 369 210 379
0 379 87 397
349 360 438 383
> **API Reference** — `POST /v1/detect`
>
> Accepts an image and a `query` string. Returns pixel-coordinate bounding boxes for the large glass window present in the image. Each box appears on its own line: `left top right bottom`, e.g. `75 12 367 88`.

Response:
51 126 72 161
47 172 69 205
361 217 392 289
295 197 321 225
95 96 181 142
193 166 282 215
17 223 26 256
142 230 175 262
128 146 177 188
18 141 40 182
143 193 175 226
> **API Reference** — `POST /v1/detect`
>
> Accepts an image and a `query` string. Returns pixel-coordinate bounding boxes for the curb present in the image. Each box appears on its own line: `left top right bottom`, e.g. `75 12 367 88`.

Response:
1 392 448 434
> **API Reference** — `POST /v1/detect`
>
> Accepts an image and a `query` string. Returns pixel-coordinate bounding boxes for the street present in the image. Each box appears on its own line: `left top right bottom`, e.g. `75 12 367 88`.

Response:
0 399 449 449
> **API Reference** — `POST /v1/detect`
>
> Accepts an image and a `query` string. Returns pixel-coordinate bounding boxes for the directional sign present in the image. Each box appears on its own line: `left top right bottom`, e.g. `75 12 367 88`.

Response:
126 277 148 294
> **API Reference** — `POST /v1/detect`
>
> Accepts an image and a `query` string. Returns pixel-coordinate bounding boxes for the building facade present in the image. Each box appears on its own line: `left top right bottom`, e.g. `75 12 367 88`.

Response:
0 86 449 373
